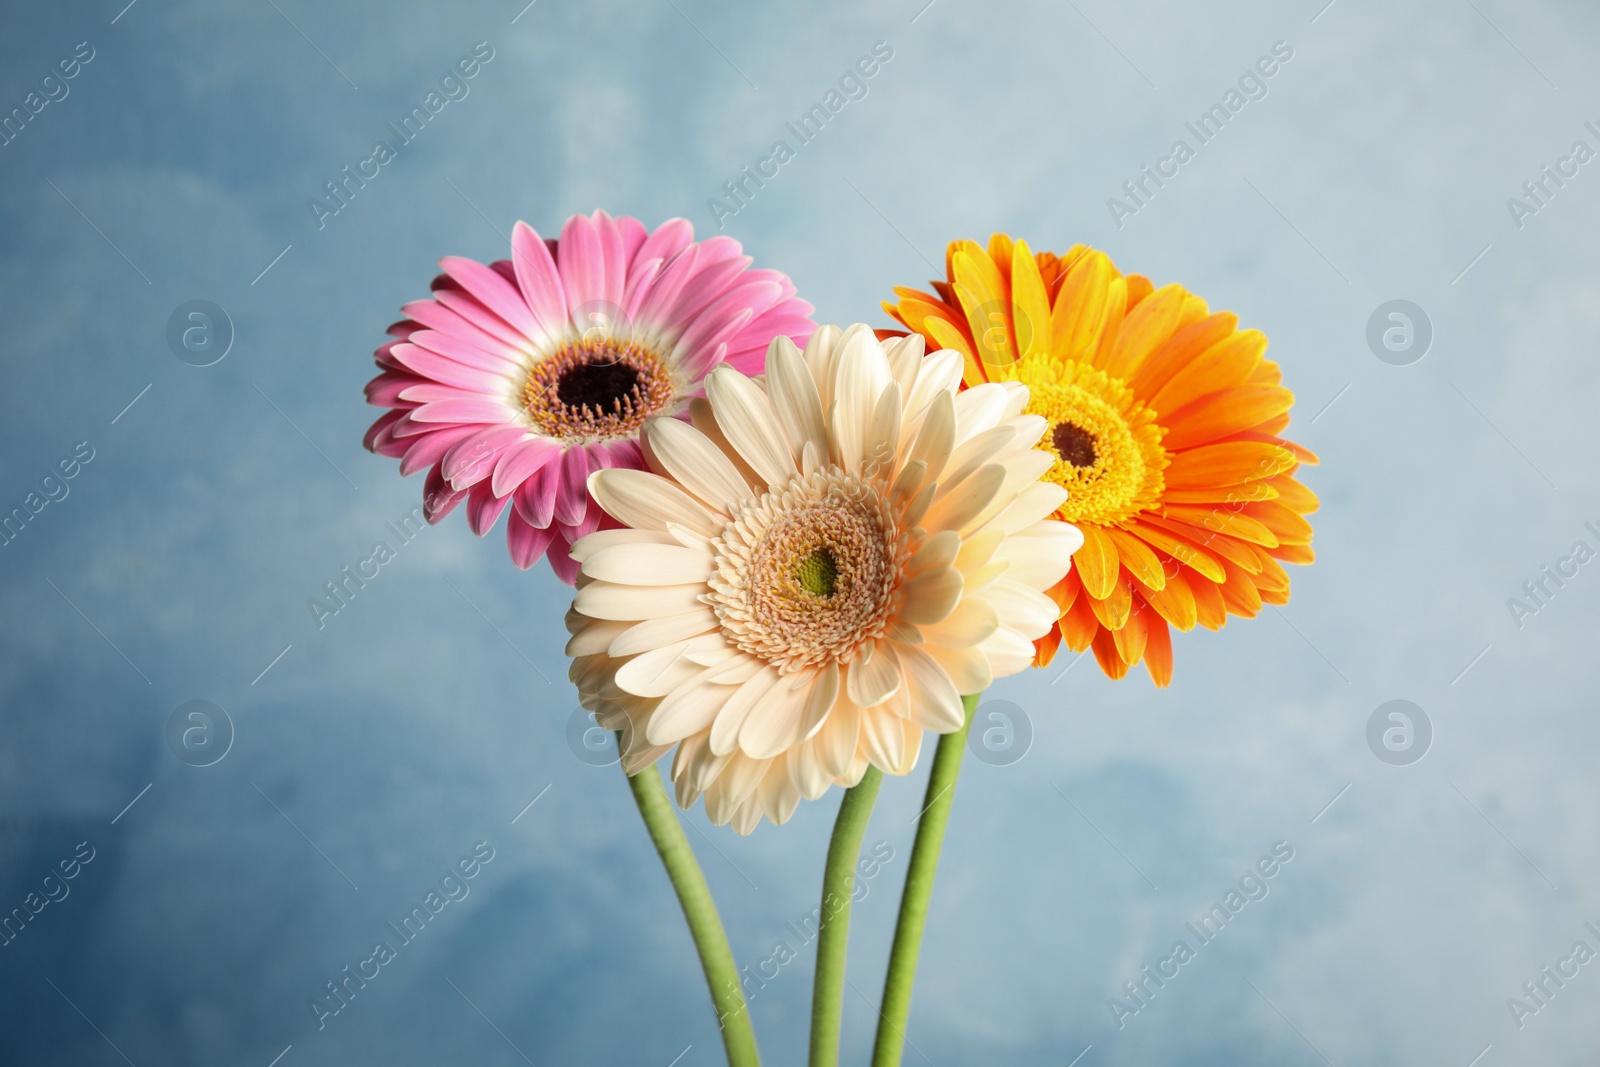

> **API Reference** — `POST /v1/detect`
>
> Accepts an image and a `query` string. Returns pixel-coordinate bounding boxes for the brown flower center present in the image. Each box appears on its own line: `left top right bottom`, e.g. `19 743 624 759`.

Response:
1052 420 1099 468
523 337 675 442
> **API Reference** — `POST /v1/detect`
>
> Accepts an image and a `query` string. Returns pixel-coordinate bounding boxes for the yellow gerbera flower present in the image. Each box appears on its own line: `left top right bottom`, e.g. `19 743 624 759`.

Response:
882 236 1318 686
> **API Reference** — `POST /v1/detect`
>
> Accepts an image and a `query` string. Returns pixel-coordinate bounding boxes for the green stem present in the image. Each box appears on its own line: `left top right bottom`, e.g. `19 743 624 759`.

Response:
808 765 884 1067
623 759 762 1067
870 692 980 1067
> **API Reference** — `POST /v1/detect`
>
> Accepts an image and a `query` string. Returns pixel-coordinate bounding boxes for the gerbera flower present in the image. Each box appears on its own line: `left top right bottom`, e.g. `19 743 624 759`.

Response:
882 236 1317 686
564 325 1082 832
362 211 815 581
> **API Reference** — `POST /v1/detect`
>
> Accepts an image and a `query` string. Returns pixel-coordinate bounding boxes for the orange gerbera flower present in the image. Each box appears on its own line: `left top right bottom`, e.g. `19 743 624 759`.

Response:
882 235 1318 686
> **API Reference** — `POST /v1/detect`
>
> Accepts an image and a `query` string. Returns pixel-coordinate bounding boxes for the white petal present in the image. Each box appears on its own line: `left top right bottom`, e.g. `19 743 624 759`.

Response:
866 383 903 470
903 348 962 427
885 333 926 400
569 528 680 563
891 723 923 776
758 756 802 825
906 529 960 578
981 579 1061 638
986 482 1069 535
608 607 720 657
645 416 755 513
803 324 843 406
898 567 965 625
616 634 725 696
764 335 829 465
706 367 798 489
588 468 720 537
924 642 994 694
846 643 902 707
923 464 1005 535
574 580 706 621
995 520 1083 588
817 698 860 778
952 382 1011 444
740 667 830 760
920 597 1000 648
899 644 965 732
791 740 834 800
979 626 1038 679
710 665 779 755
830 329 893 473
565 618 631 658
582 543 712 586
905 391 955 482
647 677 731 745
861 706 906 772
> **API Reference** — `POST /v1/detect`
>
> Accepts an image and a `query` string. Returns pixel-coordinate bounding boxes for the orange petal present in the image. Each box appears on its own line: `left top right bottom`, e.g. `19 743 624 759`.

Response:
1060 591 1100 651
1143 616 1173 687
1103 282 1185 381
1129 311 1239 399
1150 515 1267 572
923 315 986 387
1090 627 1132 680
1164 441 1297 489
1113 598 1150 665
1219 560 1264 618
1050 251 1118 363
1124 273 1154 308
1105 526 1166 591
1045 572 1081 616
1124 518 1227 583
1087 571 1133 631
1188 572 1228 630
1161 504 1280 548
1262 474 1319 515
1010 239 1052 363
1243 501 1314 545
1158 385 1296 451
1033 624 1064 668
1266 541 1315 566
1149 329 1267 416
1160 483 1279 506
1131 569 1198 631
1074 525 1120 599
1091 277 1130 367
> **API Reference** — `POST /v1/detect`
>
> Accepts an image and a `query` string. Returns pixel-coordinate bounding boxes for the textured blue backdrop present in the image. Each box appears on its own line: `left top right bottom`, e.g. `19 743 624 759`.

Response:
3 0 1598 1064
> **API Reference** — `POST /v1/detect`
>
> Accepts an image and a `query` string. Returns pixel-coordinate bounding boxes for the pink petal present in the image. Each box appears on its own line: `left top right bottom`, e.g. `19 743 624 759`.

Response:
491 436 561 497
676 341 729 384
621 258 664 324
423 467 467 523
617 215 649 264
410 397 515 425
404 297 523 357
441 425 526 485
553 443 591 526
364 409 408 454
432 287 528 352
514 458 561 528
440 255 542 342
409 328 524 374
667 254 754 326
558 213 610 323
634 218 695 273
632 244 700 330
365 372 426 407
591 211 628 310
467 481 512 535
392 343 514 391
507 513 558 570
400 424 477 476
544 528 582 584
511 221 568 337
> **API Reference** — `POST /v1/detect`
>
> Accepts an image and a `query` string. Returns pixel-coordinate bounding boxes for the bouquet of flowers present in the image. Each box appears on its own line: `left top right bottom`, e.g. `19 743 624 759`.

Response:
362 212 1316 1065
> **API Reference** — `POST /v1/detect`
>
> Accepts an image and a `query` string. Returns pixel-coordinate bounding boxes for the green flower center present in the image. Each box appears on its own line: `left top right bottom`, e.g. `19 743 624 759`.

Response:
795 547 839 598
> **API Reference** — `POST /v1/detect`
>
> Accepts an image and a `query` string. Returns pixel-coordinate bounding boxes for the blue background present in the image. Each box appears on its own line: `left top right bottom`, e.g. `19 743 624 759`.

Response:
3 0 1598 1063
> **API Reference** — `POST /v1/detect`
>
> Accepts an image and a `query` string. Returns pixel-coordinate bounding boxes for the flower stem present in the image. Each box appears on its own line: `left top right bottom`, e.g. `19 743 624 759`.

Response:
808 764 884 1067
870 692 980 1067
623 759 762 1067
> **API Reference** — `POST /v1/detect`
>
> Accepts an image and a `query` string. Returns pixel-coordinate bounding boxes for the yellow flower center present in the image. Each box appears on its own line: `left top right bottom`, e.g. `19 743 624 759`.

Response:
1015 359 1167 526
522 336 675 442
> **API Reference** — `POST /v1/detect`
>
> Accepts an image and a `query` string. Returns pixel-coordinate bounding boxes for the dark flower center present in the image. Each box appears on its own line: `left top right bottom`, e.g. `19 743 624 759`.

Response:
557 358 642 413
1052 420 1099 468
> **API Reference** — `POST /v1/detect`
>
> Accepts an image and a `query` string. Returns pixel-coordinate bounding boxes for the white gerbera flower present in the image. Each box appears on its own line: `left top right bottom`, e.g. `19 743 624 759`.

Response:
565 324 1083 833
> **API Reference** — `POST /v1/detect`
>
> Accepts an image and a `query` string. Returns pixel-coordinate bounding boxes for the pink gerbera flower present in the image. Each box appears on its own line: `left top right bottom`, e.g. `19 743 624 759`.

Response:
363 211 815 581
